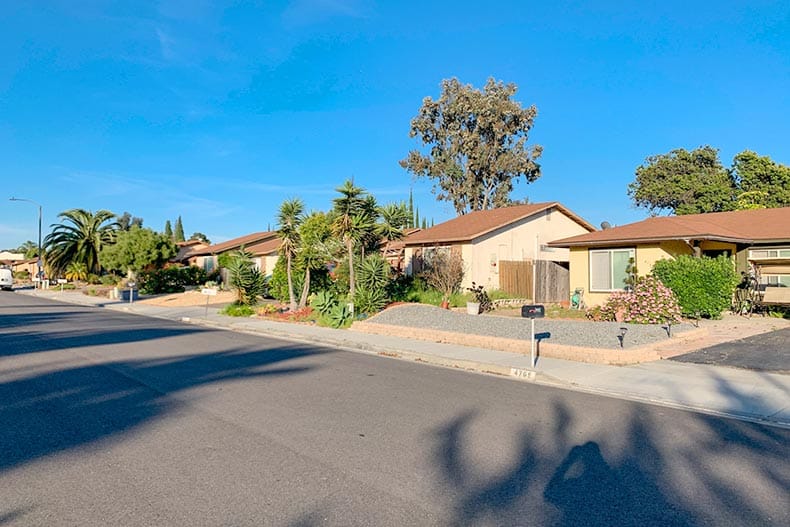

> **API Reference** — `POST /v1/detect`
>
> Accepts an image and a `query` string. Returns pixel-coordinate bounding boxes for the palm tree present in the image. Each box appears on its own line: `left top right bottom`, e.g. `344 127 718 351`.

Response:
15 240 38 259
332 180 370 298
277 198 304 312
44 209 119 276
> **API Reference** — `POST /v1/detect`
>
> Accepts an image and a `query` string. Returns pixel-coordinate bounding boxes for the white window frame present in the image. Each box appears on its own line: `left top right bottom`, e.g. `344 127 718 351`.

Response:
759 274 790 287
749 247 790 259
589 248 635 292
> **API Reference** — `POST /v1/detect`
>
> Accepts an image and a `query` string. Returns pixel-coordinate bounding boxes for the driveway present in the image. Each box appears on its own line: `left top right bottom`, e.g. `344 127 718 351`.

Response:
670 327 790 373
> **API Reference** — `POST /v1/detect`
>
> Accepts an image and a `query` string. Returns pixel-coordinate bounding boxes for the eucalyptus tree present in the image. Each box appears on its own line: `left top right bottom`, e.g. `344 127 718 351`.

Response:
44 209 119 275
277 198 305 311
401 77 542 214
296 211 336 309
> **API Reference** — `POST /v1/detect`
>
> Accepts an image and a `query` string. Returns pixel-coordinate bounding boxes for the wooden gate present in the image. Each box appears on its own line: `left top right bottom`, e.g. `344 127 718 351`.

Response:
535 260 570 303
499 260 570 302
499 260 533 299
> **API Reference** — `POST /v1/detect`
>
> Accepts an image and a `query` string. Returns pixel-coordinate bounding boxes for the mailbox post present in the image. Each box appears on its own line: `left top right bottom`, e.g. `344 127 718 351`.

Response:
521 304 545 368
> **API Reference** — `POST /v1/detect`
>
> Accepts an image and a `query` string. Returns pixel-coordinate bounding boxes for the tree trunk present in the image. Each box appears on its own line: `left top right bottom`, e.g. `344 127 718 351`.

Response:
298 267 311 310
347 237 355 298
286 254 297 312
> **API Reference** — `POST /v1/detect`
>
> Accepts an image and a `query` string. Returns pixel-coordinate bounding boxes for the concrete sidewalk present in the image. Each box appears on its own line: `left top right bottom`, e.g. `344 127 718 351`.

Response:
15 289 790 428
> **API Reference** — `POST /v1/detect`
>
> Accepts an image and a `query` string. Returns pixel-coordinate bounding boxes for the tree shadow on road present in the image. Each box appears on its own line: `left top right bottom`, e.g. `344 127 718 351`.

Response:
0 341 325 473
433 399 789 526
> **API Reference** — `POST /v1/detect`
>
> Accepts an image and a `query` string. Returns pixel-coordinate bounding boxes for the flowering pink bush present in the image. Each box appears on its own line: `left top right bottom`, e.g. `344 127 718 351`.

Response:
598 276 682 324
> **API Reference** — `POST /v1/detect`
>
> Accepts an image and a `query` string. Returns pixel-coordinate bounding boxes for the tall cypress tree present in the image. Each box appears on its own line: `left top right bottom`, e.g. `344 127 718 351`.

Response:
408 188 415 228
414 207 420 230
174 216 185 242
164 220 173 239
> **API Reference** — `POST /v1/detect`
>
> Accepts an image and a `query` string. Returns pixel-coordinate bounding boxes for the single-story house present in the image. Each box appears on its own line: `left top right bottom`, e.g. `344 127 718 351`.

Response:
10 258 38 277
549 206 790 306
244 236 281 275
0 251 25 262
183 231 280 274
173 240 210 265
403 202 596 293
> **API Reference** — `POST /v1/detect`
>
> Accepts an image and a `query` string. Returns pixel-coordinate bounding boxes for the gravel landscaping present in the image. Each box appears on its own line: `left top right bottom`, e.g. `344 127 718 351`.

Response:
367 304 695 349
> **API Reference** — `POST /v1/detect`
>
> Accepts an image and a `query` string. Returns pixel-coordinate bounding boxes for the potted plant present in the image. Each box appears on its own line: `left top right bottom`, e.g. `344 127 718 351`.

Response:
466 282 492 315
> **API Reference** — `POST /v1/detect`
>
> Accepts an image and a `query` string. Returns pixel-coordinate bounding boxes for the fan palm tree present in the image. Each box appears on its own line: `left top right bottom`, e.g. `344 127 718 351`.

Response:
44 209 119 276
277 198 304 312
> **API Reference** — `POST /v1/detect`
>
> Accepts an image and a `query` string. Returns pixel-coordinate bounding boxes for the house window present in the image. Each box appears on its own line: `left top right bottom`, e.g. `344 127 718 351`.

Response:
760 275 790 287
750 248 790 259
589 248 635 292
203 257 214 273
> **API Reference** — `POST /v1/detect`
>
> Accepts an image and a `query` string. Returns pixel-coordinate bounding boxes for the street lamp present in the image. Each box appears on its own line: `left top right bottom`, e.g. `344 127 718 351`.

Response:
9 197 43 287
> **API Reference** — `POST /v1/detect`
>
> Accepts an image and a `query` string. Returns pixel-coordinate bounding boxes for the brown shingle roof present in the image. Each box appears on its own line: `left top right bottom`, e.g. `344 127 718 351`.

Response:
404 202 595 245
550 207 790 247
186 231 277 256
246 237 281 256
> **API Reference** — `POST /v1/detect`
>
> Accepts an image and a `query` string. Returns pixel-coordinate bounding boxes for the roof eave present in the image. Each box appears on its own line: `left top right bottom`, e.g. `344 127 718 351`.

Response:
550 234 753 248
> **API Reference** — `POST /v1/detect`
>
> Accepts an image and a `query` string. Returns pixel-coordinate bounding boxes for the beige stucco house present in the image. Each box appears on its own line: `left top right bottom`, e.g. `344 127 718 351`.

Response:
183 231 281 275
550 207 790 306
403 202 596 291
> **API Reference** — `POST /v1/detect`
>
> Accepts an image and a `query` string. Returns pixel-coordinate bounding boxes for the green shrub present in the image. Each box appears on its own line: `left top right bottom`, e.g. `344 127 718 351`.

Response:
13 270 30 280
58 283 77 290
652 255 739 318
599 275 682 324
100 274 120 286
221 303 256 317
269 256 304 302
86 273 101 285
387 274 415 301
138 266 208 295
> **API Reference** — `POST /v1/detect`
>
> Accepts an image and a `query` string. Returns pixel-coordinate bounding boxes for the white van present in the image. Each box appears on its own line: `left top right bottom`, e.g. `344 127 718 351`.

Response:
0 268 12 291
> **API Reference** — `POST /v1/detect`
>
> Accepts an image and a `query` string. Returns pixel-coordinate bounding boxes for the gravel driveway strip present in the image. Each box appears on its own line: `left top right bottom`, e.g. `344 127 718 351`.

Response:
367 304 694 349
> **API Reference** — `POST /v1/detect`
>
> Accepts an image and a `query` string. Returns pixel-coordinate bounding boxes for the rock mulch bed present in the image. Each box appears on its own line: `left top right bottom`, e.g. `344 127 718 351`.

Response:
366 304 694 350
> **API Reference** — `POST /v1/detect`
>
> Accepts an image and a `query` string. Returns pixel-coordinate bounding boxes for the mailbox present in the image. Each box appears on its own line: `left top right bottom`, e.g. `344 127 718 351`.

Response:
521 304 545 319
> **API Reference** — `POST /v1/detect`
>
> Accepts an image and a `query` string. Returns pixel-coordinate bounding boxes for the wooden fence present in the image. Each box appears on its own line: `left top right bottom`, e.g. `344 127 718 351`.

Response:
499 260 570 303
499 260 533 299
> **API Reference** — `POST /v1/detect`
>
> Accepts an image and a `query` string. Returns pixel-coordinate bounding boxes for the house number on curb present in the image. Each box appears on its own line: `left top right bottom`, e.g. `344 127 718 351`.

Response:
510 368 536 380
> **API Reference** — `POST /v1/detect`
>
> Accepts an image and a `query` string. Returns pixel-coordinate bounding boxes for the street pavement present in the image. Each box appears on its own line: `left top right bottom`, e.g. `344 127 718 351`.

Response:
1 292 789 526
16 288 790 427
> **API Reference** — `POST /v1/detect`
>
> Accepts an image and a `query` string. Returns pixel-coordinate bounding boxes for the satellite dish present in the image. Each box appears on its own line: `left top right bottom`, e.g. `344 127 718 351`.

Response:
600 221 612 230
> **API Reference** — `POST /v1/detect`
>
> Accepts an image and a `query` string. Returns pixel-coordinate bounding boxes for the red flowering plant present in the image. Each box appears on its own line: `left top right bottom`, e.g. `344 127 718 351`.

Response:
599 275 682 324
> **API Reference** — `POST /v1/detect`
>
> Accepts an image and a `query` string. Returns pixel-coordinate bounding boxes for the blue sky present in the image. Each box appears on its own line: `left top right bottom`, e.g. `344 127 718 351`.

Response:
1 0 788 249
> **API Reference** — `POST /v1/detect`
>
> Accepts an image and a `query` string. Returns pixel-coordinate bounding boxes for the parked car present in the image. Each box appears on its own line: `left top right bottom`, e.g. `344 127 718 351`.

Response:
0 267 13 291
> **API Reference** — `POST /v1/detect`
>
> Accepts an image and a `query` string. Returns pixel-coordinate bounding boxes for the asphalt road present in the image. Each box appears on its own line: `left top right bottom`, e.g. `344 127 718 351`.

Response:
1 293 788 526
670 327 790 373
